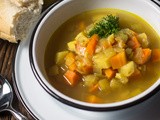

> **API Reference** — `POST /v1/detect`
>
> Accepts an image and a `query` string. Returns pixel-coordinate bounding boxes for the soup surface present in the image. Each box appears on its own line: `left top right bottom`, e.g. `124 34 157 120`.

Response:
45 9 160 103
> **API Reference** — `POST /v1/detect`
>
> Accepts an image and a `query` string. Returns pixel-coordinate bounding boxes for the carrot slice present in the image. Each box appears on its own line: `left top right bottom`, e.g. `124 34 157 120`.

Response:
86 95 102 103
142 48 152 63
68 63 77 71
133 48 151 65
103 68 116 79
89 83 99 93
151 49 160 62
110 51 127 69
64 70 80 86
86 34 99 57
127 36 141 49
81 65 93 74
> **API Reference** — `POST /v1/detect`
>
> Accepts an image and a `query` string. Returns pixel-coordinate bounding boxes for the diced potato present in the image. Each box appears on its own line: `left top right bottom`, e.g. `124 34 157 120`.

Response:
75 56 93 74
103 48 117 58
137 33 149 48
55 51 69 65
110 78 123 89
48 65 59 76
65 52 76 67
115 73 128 84
98 38 111 50
67 40 76 52
93 52 111 74
83 75 99 87
75 32 89 47
118 61 135 77
93 48 116 74
98 79 110 91
107 34 115 45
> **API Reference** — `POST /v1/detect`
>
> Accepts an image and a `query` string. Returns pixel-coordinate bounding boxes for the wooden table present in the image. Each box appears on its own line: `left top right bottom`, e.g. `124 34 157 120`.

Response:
0 0 59 119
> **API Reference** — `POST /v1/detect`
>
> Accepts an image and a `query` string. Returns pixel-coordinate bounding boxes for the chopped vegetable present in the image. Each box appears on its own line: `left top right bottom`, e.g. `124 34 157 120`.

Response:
142 48 152 63
75 32 89 46
110 78 123 89
75 43 86 56
67 40 76 52
89 83 99 93
104 48 117 57
86 95 102 103
122 28 137 38
75 32 89 56
99 38 112 49
151 49 160 62
81 65 93 75
64 70 80 86
103 68 116 79
115 73 128 84
133 48 151 64
98 79 110 91
137 33 149 48
85 34 99 57
65 52 76 67
68 63 77 71
127 36 141 49
119 61 135 77
107 34 115 45
83 75 98 87
93 52 112 74
88 15 120 38
115 30 128 43
76 56 93 74
55 51 69 65
110 51 127 69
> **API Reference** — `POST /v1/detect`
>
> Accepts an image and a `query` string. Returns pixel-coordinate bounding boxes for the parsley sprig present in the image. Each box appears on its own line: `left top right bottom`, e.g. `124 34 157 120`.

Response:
88 15 120 38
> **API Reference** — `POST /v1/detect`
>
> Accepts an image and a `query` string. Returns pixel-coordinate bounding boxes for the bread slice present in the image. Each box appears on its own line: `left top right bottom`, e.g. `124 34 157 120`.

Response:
0 0 43 43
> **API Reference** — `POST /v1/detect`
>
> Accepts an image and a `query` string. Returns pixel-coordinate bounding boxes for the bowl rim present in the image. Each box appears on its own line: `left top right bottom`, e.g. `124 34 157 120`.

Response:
29 0 160 111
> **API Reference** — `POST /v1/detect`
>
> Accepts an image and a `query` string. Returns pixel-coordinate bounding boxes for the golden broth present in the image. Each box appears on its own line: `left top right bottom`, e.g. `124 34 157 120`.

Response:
45 9 160 103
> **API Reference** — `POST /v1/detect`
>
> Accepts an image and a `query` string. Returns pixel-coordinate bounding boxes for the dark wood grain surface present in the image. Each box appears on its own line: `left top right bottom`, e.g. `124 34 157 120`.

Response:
0 0 59 119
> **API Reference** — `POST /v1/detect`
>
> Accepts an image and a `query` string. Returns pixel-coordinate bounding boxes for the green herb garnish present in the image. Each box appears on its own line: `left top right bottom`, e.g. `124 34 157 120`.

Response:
88 15 120 38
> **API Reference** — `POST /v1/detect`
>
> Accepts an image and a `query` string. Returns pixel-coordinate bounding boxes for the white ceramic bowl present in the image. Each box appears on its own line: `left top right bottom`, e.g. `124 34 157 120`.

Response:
29 0 160 111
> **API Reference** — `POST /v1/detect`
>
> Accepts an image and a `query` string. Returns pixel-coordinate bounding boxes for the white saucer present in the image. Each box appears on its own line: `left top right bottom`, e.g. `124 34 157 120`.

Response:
13 32 160 120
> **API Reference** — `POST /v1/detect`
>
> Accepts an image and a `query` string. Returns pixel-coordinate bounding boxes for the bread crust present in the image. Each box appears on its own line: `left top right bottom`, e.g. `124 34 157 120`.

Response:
0 0 43 43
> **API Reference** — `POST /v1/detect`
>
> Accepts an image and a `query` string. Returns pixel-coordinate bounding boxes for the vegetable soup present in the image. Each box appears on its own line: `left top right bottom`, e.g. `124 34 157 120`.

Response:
45 9 160 104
